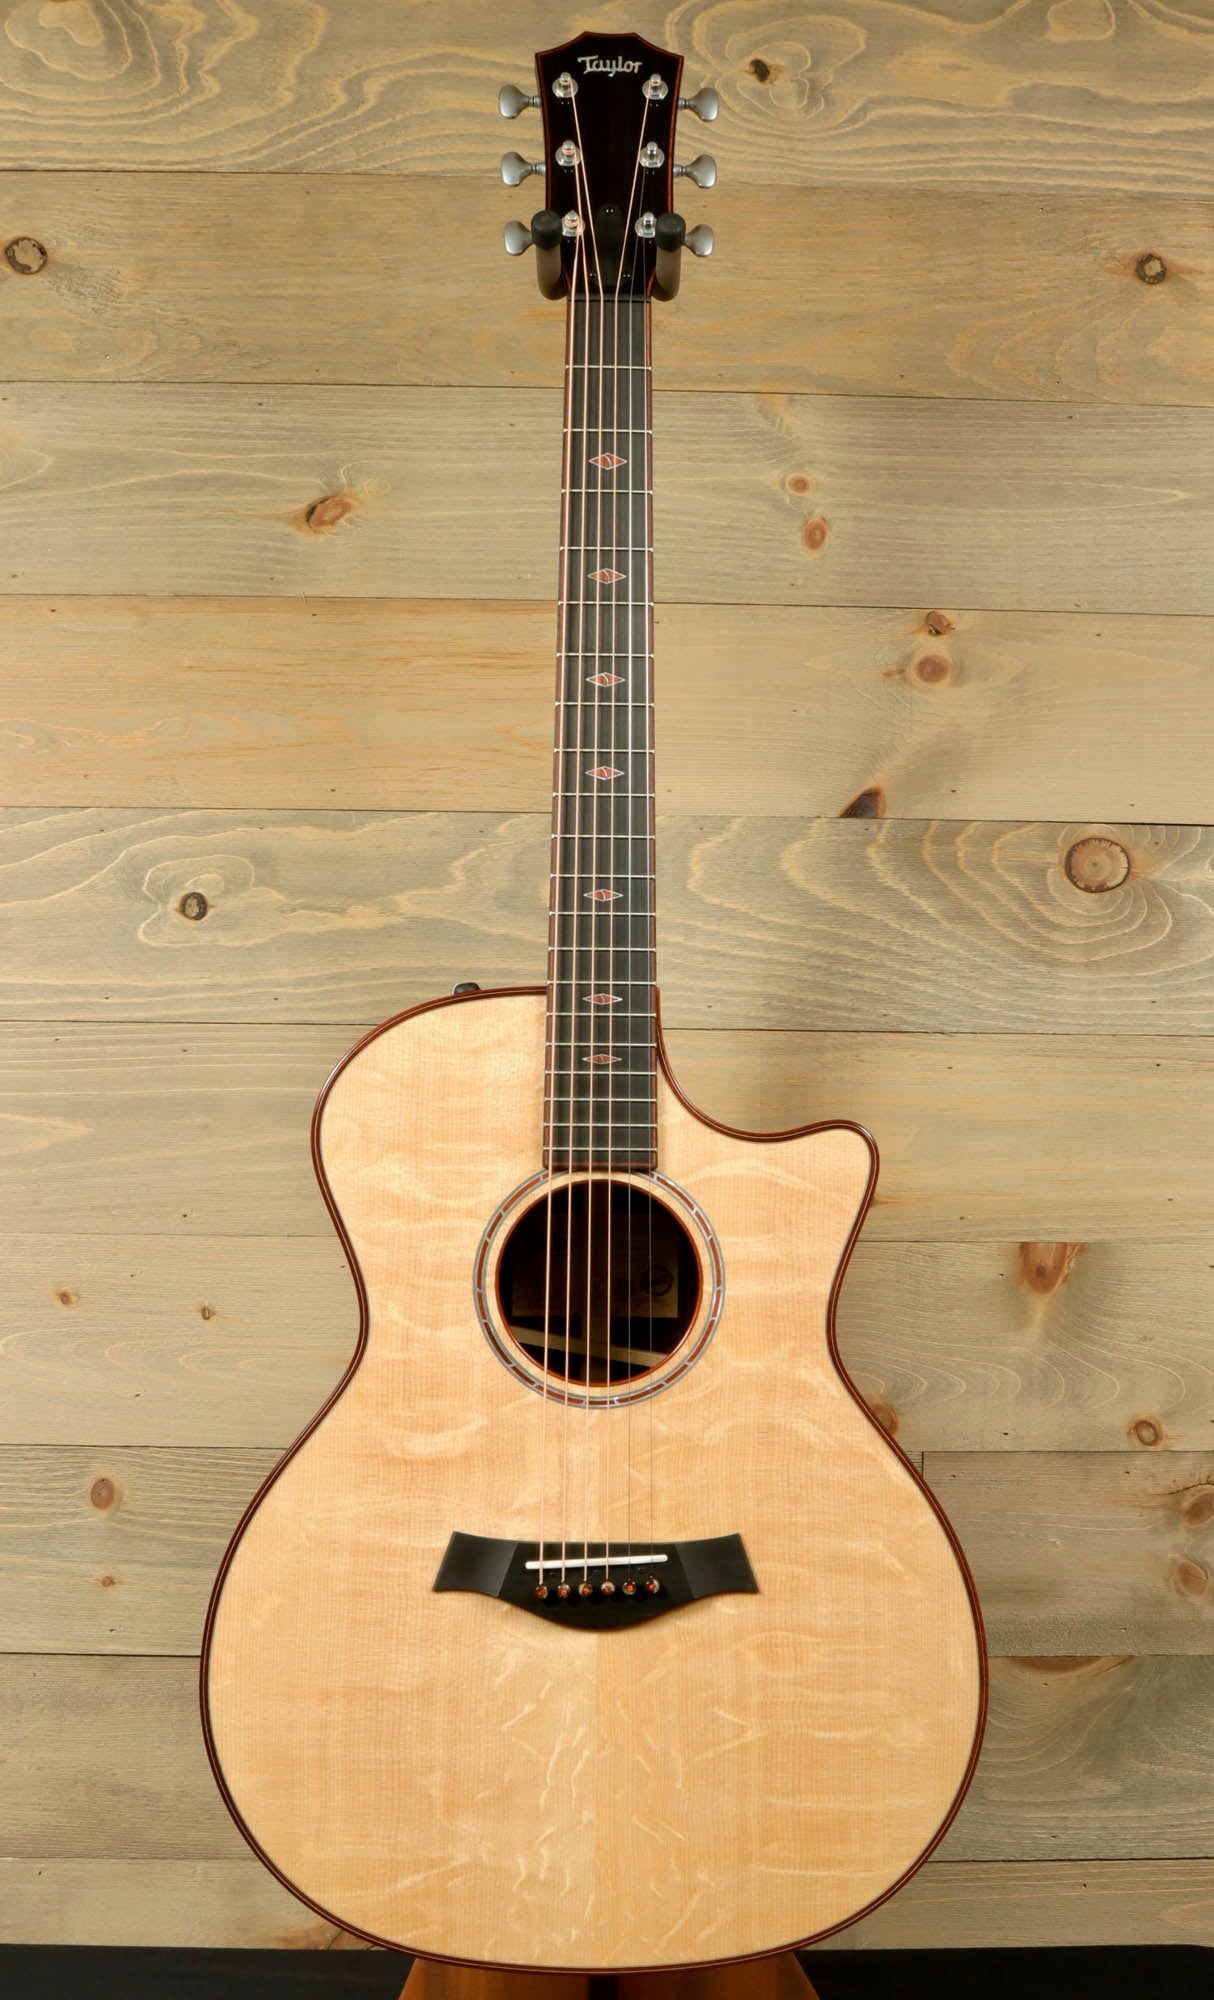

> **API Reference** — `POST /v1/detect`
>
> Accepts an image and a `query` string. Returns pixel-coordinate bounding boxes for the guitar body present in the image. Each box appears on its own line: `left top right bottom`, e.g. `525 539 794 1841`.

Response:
202 987 985 1972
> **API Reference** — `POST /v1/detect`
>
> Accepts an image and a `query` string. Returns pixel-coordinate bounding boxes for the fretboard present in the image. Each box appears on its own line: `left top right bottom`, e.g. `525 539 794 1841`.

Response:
545 294 656 1173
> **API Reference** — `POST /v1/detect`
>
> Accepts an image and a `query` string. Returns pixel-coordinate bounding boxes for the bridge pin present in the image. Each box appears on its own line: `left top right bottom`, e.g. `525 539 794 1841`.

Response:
600 1579 616 1597
621 1579 638 1596
578 1580 595 1599
556 1581 572 1600
644 1576 661 1595
534 1583 549 1600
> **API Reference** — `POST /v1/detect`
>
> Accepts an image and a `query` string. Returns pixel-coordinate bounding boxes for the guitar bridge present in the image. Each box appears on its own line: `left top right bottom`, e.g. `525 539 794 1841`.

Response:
433 1532 757 1627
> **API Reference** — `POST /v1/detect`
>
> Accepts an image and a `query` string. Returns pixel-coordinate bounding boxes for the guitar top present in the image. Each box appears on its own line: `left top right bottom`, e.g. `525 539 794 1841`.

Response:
202 29 986 1975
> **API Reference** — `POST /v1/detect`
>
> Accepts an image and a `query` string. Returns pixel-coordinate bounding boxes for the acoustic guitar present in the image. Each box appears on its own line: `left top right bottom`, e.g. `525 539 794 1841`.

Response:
202 29 986 1979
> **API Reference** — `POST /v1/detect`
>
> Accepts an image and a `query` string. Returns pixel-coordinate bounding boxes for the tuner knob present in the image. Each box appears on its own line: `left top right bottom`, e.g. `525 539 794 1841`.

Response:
498 83 540 118
686 224 715 258
500 151 543 187
679 86 720 122
503 219 534 256
674 154 717 189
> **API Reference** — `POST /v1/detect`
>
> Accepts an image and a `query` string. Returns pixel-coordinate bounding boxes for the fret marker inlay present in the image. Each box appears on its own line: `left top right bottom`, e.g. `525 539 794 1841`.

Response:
588 766 623 780
589 673 624 686
589 568 624 584
587 888 621 901
588 994 621 1005
590 453 626 469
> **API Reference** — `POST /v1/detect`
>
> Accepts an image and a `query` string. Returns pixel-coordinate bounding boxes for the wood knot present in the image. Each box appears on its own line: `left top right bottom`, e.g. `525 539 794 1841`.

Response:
303 490 358 534
911 653 951 687
1130 1417 1163 1447
199 1302 217 1321
4 235 48 275
177 890 209 921
1017 1241 1084 1296
866 1397 899 1437
55 1287 78 1307
1135 252 1167 286
840 785 885 820
1065 835 1130 892
97 1574 117 1590
802 513 828 552
1179 1485 1214 1527
89 1477 116 1511
1172 1556 1209 1599
748 56 773 81
786 472 812 495
924 610 954 636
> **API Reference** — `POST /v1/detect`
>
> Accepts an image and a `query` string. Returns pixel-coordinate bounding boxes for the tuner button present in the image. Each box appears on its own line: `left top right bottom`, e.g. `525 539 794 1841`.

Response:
686 224 715 259
498 83 540 118
679 86 720 122
500 150 543 187
674 154 717 189
503 219 534 256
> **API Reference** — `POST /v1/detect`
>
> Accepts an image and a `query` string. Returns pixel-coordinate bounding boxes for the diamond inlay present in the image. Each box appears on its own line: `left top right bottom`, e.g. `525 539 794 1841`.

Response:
588 766 623 779
590 453 626 469
587 888 621 901
589 568 624 584
589 672 624 686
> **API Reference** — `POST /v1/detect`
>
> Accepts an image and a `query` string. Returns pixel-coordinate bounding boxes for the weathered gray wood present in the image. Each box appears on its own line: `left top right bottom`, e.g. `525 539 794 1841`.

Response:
0 1857 339 1947
0 1 1209 194
1 387 1211 613
3 598 1210 824
3 809 1210 1033
0 1655 246 1859
5 1652 1210 1864
939 1654 1214 1861
822 1858 1214 1951
2 1854 1212 1952
837 1240 1214 1455
2 1445 1208 1657
3 173 1210 405
927 1453 1214 1655
6 1234 1211 1454
0 1023 1207 1242
0 1445 275 1653
0 1233 353 1447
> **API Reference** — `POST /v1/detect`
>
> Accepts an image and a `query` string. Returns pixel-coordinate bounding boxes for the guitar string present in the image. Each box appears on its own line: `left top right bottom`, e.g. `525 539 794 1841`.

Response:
559 211 591 1591
612 97 652 1592
567 92 604 1591
642 251 657 1576
540 216 584 1599
614 99 652 1590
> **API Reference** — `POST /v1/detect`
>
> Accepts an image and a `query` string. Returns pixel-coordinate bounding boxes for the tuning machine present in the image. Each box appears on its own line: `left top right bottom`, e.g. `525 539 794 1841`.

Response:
498 83 540 117
673 154 717 188
679 86 719 121
500 150 543 186
502 209 565 298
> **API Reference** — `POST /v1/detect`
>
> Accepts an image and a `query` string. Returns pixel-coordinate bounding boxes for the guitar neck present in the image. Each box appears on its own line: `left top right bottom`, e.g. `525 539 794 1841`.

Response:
545 292 657 1174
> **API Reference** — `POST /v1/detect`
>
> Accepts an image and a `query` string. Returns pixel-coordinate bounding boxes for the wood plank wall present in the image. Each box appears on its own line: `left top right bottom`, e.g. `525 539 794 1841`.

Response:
0 0 1212 1959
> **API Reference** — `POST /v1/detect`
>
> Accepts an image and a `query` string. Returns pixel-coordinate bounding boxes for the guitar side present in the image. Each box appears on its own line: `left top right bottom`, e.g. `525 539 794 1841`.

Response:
201 986 986 1972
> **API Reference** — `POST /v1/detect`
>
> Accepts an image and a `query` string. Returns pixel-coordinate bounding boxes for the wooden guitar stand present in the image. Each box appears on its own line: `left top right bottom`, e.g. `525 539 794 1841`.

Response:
401 1953 818 1999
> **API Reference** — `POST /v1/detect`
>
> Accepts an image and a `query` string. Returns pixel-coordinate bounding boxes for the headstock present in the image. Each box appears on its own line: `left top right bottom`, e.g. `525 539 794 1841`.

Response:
499 32 715 301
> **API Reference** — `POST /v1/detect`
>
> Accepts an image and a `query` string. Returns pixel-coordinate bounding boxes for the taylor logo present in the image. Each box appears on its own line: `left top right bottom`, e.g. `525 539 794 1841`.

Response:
578 55 642 75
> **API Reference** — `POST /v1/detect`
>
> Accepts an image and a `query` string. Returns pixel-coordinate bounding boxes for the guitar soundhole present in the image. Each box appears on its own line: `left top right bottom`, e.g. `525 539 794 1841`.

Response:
496 1179 701 1386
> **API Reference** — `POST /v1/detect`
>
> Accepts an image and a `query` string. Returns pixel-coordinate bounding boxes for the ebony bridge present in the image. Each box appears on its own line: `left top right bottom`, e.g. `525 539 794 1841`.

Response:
434 1532 758 1627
